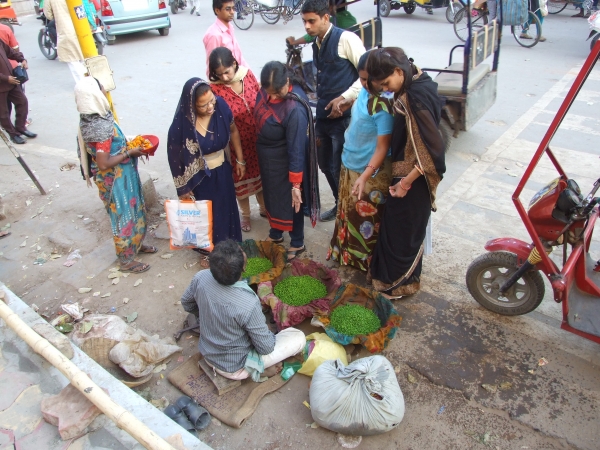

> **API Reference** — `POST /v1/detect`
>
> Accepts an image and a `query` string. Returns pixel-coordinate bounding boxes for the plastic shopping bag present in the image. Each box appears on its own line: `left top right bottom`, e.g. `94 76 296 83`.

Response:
297 332 348 377
310 355 405 436
164 199 213 251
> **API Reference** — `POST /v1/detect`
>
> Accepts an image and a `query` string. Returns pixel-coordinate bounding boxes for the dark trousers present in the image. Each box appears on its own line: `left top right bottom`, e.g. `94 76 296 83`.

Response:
0 85 28 137
269 207 305 248
315 116 350 205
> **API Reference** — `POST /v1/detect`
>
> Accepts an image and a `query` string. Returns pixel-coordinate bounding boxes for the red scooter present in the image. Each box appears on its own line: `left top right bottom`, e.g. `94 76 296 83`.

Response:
465 40 600 345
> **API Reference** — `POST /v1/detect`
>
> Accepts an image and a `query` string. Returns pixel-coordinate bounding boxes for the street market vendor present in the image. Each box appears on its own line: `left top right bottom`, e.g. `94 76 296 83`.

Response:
180 239 305 381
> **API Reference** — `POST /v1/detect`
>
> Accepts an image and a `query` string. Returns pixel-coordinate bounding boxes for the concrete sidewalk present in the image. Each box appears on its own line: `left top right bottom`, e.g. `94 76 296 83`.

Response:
0 283 211 450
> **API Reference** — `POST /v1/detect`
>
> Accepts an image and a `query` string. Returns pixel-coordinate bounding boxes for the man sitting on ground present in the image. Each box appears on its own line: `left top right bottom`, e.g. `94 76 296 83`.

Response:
181 239 305 381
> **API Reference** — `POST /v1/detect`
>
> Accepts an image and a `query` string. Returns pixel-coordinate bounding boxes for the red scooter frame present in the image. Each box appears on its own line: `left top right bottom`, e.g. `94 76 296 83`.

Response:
483 41 600 345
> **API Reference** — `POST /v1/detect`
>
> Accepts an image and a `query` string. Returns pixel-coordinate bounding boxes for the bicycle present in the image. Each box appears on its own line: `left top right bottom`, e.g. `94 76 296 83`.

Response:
453 5 542 48
446 0 461 22
233 0 305 31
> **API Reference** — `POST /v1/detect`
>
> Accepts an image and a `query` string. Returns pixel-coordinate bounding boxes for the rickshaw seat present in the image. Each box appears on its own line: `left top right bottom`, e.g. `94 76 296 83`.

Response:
347 17 382 50
435 62 490 97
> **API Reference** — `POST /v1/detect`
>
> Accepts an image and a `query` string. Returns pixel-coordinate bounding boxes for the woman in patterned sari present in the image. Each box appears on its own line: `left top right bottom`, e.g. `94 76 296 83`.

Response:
75 77 155 273
209 47 266 233
167 78 246 253
365 48 446 298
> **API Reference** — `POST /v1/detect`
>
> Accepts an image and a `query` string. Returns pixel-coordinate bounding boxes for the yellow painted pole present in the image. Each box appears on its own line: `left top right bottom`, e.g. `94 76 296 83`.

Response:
66 0 118 121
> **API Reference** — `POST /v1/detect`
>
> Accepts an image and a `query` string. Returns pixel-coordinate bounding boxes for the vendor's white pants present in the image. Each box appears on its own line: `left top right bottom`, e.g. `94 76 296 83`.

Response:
215 328 305 380
68 61 87 83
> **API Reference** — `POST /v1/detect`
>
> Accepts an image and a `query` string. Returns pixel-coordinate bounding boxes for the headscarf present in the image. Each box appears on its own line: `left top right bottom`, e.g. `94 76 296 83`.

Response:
74 76 114 143
167 78 214 196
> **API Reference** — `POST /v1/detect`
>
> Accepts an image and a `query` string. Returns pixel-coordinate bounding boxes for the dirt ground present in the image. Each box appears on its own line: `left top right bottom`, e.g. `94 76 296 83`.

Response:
1 149 599 450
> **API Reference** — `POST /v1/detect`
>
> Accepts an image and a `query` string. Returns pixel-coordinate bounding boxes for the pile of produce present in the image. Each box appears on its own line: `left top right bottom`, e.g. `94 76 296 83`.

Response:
274 275 327 306
329 304 381 336
242 257 273 278
127 135 152 150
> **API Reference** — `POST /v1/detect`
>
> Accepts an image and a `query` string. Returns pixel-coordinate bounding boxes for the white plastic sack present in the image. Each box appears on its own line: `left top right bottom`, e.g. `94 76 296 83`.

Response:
164 199 214 251
309 355 405 436
589 11 600 30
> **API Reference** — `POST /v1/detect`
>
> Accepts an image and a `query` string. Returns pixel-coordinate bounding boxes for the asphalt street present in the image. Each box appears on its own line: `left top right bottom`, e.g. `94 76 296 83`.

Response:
0 3 599 449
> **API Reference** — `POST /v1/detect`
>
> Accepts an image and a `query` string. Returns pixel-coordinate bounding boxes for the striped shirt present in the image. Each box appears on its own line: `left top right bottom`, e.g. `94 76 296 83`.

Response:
181 270 276 373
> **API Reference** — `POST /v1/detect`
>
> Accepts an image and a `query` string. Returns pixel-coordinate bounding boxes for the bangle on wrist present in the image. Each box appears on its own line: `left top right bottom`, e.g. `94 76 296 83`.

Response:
366 163 378 173
124 150 130 158
236 158 246 166
399 178 411 191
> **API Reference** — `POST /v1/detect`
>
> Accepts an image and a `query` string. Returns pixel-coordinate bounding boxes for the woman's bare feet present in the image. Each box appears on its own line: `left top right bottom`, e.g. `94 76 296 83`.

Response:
263 363 283 378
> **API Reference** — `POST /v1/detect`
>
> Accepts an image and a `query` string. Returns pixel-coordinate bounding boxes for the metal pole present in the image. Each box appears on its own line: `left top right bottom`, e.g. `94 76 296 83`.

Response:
0 129 46 195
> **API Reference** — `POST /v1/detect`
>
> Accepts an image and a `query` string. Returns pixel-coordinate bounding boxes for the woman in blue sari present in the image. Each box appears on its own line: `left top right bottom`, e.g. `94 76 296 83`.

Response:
75 77 155 273
167 78 246 258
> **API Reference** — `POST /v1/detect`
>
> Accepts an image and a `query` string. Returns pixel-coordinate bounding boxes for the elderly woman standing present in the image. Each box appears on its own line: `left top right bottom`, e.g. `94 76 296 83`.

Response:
209 47 266 232
365 48 446 298
254 61 319 261
75 77 155 273
167 78 246 253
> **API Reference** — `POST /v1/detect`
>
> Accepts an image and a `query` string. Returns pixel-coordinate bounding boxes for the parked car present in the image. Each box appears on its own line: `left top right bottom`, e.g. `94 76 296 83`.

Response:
99 0 170 44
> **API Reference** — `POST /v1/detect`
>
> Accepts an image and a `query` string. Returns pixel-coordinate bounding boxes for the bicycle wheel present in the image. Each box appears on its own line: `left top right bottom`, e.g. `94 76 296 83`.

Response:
260 7 280 24
453 7 488 42
446 4 457 23
512 11 541 48
547 0 567 13
233 0 254 30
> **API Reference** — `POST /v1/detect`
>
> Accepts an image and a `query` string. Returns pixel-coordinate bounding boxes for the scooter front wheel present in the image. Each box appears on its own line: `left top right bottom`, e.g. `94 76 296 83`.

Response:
466 251 545 316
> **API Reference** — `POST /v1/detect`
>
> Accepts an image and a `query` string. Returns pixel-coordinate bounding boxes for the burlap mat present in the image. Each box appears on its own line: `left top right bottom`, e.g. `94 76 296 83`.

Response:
167 353 289 428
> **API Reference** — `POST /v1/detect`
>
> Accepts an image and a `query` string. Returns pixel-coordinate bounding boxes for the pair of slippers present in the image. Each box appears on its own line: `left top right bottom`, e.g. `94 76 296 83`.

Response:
164 395 211 433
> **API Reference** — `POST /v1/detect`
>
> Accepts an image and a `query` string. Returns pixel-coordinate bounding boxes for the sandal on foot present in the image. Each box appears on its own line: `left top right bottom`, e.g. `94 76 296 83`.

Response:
241 220 251 232
175 396 211 431
287 245 306 262
259 211 268 218
164 405 196 433
119 261 150 273
0 231 10 239
140 245 158 254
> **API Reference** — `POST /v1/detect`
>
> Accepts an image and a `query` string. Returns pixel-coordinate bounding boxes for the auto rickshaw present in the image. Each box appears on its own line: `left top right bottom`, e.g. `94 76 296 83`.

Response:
378 0 449 17
0 0 20 31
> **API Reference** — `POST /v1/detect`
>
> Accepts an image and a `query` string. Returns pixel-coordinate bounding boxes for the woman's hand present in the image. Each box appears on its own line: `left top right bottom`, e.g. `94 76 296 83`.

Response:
291 188 302 213
127 147 144 158
179 192 194 201
235 161 246 179
389 179 410 198
352 175 368 200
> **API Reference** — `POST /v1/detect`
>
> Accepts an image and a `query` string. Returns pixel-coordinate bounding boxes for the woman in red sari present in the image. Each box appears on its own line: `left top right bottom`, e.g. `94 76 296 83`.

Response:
209 46 266 232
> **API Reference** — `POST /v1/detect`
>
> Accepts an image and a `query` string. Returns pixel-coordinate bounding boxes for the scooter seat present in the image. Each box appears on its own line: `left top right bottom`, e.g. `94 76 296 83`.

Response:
435 62 490 97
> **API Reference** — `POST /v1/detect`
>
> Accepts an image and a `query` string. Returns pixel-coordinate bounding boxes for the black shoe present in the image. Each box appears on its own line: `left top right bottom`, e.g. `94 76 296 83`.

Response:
190 6 195 14
320 206 337 222
20 130 37 138
10 135 26 144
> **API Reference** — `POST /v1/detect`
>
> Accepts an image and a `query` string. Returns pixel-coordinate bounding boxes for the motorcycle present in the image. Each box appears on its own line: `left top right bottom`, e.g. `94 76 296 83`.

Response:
465 43 600 345
587 10 600 51
37 13 57 60
169 0 187 14
378 0 449 17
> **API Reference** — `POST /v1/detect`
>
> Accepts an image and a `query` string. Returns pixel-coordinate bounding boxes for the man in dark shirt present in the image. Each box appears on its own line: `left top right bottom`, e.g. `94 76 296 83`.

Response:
181 239 305 380
0 40 35 144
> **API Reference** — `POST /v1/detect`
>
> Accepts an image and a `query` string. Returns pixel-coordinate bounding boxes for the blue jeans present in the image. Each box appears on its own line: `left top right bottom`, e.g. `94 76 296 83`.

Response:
315 116 350 205
269 207 304 248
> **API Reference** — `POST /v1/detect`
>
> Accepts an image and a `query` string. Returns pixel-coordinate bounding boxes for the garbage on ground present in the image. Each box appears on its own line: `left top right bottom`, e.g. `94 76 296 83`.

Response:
78 287 92 294
310 355 404 436
63 249 81 267
280 361 302 381
538 357 548 366
298 332 347 377
481 383 497 393
337 433 362 448
61 302 83 321
71 314 182 379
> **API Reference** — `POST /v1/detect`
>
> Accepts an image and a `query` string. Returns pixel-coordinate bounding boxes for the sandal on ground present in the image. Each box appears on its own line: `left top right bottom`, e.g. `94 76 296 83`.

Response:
119 261 150 273
140 245 158 254
287 245 306 262
175 396 211 431
0 231 10 239
265 237 284 244
381 293 404 300
164 405 196 433
241 219 251 232
572 11 585 17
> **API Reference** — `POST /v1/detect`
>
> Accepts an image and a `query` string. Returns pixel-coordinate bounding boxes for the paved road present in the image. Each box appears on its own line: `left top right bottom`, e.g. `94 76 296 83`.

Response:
1 4 599 449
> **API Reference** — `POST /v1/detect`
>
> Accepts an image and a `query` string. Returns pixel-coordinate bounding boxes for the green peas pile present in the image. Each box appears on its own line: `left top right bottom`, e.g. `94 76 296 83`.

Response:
274 275 328 306
329 304 381 336
242 257 274 278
